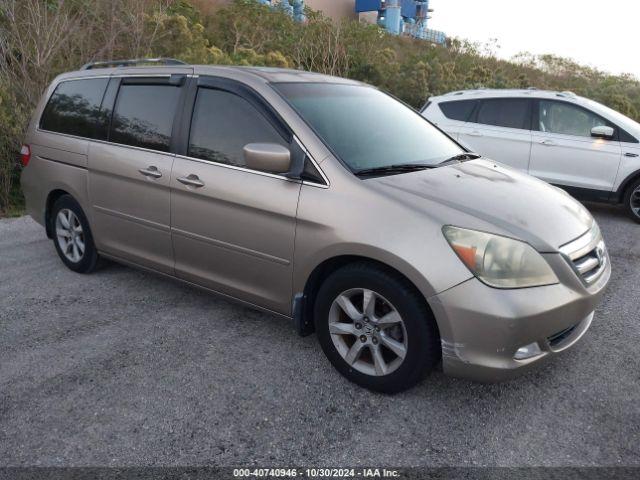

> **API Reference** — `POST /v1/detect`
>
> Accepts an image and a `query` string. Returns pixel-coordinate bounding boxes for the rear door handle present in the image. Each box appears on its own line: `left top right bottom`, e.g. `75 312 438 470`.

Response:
468 131 483 137
624 152 639 158
177 174 205 188
138 166 162 178
540 139 556 146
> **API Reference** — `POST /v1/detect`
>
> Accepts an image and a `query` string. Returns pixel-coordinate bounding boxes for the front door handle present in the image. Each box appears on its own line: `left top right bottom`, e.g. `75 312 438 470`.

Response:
138 166 162 178
177 174 205 188
468 131 483 137
624 152 639 158
540 139 556 146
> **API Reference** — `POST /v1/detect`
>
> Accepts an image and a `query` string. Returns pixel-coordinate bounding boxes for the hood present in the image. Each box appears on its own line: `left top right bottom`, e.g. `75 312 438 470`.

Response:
371 159 594 251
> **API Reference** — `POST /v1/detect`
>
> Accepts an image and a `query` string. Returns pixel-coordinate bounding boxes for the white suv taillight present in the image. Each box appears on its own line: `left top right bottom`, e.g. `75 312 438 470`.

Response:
20 144 31 167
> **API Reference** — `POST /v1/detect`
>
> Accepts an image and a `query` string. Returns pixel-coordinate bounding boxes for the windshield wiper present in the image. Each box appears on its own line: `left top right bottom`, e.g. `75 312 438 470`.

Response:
355 154 482 178
439 152 482 166
355 163 434 178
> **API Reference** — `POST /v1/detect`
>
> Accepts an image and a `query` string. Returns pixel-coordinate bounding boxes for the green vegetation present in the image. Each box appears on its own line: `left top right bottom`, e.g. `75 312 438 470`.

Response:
1 0 639 216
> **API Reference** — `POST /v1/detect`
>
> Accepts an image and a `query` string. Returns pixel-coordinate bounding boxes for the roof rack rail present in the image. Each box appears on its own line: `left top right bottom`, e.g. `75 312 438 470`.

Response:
80 58 188 71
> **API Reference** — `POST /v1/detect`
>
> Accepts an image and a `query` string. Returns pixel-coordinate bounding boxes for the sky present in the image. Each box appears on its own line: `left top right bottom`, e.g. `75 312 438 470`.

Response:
428 0 640 79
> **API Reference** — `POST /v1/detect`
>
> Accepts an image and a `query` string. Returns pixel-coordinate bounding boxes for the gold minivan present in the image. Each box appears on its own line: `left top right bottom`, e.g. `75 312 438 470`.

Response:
21 60 611 392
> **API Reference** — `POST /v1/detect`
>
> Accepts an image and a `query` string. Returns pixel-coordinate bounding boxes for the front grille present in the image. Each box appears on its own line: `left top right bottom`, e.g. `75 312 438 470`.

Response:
572 243 606 283
547 324 578 347
560 224 607 285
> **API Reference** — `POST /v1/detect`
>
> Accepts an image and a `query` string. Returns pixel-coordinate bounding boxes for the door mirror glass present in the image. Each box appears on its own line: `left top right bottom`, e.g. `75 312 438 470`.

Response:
243 143 291 174
591 125 615 139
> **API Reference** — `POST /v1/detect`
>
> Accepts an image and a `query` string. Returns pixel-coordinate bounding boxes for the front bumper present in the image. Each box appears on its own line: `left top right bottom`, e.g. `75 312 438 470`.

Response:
428 251 611 382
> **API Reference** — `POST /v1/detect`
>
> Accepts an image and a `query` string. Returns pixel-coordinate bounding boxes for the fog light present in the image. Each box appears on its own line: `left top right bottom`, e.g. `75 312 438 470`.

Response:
514 342 542 360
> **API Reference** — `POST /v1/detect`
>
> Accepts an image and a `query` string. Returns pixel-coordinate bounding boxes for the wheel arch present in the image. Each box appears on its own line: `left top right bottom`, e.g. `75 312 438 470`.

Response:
298 254 441 338
615 169 640 203
44 189 72 238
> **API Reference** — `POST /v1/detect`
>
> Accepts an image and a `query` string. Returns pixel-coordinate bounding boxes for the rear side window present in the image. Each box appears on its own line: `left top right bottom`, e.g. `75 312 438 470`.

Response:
438 100 477 121
188 88 287 169
476 98 530 129
110 84 181 152
40 78 109 138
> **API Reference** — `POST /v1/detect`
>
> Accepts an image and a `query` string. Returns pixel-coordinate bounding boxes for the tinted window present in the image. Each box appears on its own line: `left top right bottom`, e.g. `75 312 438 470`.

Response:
40 78 109 138
539 100 609 137
583 98 640 142
476 98 530 129
619 129 639 143
110 84 181 152
302 158 324 184
439 100 476 121
188 88 287 168
274 83 463 172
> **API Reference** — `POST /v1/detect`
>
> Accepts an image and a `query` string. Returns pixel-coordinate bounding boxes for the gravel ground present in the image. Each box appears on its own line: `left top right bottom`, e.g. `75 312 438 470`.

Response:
0 203 638 468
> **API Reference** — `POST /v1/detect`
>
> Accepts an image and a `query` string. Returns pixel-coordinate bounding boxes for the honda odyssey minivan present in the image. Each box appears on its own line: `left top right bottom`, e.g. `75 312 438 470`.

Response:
21 60 611 392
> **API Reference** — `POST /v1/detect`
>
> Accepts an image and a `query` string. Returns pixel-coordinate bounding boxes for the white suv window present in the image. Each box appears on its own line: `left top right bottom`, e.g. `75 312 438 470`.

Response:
476 98 530 129
539 100 609 137
438 100 477 121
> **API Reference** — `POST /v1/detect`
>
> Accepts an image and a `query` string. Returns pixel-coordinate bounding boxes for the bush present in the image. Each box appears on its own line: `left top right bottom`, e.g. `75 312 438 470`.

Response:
0 81 26 216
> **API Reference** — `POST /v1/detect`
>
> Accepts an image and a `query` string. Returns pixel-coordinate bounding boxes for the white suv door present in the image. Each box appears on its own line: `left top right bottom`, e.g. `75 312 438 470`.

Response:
529 99 622 195
457 98 533 172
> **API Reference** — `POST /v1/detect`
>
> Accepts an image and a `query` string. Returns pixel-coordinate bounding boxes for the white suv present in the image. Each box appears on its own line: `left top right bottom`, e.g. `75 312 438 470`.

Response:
422 89 640 222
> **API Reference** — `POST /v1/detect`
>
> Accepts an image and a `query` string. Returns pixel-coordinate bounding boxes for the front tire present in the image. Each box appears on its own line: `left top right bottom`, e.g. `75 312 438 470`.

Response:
624 178 640 223
50 195 99 273
314 263 440 393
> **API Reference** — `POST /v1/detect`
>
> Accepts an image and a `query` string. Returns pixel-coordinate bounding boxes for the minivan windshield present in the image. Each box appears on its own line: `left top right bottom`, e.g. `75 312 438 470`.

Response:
273 83 465 174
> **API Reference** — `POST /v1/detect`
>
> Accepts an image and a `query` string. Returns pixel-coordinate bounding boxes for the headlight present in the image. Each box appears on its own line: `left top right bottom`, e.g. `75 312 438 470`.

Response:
442 226 559 289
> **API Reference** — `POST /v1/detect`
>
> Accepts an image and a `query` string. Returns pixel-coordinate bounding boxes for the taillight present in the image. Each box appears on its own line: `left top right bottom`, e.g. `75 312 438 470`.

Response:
20 144 31 167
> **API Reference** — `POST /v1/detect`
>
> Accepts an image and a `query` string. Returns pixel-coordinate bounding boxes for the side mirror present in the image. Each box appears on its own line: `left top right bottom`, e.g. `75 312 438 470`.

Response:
243 143 291 174
591 125 615 139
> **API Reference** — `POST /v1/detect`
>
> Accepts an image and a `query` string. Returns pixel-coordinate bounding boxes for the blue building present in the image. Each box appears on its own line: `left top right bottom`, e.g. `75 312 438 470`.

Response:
356 0 447 43
226 0 447 44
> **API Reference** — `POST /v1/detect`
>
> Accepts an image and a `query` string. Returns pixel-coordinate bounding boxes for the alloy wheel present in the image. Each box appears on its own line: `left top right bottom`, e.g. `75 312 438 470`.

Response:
55 208 85 263
328 288 408 376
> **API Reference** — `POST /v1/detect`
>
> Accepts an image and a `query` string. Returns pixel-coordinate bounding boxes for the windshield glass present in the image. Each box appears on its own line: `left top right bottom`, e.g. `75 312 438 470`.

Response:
273 83 464 172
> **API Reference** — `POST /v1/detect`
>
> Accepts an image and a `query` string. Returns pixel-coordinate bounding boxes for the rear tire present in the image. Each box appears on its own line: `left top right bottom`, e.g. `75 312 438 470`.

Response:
624 178 640 223
314 262 440 393
50 195 100 273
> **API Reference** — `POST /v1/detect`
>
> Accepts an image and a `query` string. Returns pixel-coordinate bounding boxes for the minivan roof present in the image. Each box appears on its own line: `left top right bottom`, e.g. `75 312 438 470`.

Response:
215 66 361 84
55 64 362 85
